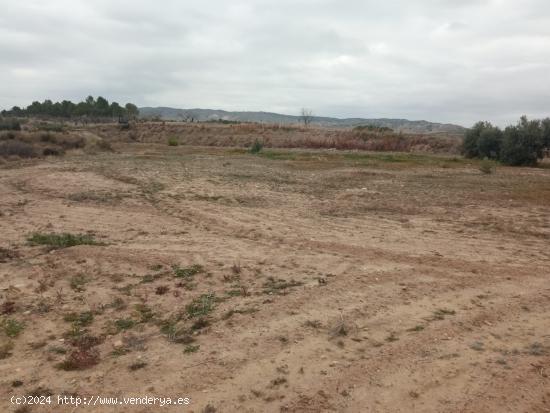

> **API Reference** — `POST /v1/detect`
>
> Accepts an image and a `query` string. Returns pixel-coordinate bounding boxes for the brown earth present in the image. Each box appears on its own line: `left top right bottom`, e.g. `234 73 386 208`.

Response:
0 139 549 412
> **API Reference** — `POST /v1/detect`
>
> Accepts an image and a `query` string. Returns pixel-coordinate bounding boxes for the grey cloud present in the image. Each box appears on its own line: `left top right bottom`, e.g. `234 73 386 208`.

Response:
1 0 550 126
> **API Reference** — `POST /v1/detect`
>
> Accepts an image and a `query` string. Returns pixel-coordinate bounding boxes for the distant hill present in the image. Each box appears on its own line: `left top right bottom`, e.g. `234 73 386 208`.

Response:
138 107 466 135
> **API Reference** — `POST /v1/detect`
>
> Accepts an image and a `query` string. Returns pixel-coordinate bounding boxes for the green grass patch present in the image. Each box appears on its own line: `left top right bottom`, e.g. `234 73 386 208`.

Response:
27 233 103 249
184 344 200 353
114 318 136 331
173 264 204 279
185 293 216 318
63 312 94 327
2 319 24 338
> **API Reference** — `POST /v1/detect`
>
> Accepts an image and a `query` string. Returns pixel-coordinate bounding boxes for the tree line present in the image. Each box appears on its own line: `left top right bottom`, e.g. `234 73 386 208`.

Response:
463 116 550 166
0 96 139 119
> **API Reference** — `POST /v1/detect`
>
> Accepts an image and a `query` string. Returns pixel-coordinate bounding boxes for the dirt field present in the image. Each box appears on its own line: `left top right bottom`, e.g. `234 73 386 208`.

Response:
1 139 549 412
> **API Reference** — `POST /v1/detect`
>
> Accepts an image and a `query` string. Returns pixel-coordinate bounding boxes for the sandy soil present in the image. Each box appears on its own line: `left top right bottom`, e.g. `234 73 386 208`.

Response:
1 142 549 412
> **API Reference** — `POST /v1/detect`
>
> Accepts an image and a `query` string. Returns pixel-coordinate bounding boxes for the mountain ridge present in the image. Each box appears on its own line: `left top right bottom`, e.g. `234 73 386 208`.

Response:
139 107 466 134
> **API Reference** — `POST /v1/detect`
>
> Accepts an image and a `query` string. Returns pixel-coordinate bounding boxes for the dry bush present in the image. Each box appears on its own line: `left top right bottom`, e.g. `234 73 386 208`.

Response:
0 140 37 158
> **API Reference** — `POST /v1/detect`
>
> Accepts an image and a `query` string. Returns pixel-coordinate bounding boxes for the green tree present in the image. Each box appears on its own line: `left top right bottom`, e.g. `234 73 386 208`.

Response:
462 121 497 158
125 103 139 119
500 116 545 166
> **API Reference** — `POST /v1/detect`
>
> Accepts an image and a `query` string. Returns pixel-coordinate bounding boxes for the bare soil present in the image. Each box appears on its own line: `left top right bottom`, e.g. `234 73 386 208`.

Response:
1 138 549 412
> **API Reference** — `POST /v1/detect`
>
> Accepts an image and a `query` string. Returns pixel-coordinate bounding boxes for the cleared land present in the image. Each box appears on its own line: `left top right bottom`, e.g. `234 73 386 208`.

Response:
1 130 550 412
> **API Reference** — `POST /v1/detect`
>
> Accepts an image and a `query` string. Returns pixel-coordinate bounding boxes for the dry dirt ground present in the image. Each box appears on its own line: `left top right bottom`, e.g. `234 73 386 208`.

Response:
1 141 549 412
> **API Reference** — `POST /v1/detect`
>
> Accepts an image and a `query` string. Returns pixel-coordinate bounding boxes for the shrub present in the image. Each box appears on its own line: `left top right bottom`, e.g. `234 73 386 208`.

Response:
43 147 64 157
249 139 263 154
168 137 179 146
0 118 21 131
0 140 37 158
37 123 64 132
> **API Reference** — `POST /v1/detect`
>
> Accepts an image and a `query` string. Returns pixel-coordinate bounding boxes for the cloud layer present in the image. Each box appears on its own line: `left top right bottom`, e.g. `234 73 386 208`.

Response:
1 0 550 126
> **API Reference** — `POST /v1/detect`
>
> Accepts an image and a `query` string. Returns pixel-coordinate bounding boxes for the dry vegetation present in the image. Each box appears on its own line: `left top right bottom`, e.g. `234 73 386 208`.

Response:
0 123 549 412
88 121 462 154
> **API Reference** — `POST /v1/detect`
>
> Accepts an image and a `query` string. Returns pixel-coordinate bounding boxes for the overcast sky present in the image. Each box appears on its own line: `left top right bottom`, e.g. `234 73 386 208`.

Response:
1 0 549 126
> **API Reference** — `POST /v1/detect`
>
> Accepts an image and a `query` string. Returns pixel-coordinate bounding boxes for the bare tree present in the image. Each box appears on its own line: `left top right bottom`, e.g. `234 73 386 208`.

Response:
300 108 313 127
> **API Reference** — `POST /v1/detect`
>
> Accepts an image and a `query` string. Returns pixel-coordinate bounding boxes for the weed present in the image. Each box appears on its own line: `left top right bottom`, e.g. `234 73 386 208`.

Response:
129 361 148 371
249 139 264 154
115 319 136 331
155 285 170 295
186 293 216 318
63 311 94 327
231 262 242 275
70 274 89 292
48 346 67 355
56 348 99 370
330 314 349 337
190 317 210 331
407 325 425 332
262 277 303 295
168 137 179 146
28 233 103 249
385 332 399 342
0 247 19 263
527 343 547 356
134 304 155 323
222 307 258 320
0 341 14 359
160 319 194 344
3 319 25 337
1 301 16 315
110 297 126 310
173 264 204 279
184 344 200 353
470 341 485 352
304 320 322 329
430 308 456 321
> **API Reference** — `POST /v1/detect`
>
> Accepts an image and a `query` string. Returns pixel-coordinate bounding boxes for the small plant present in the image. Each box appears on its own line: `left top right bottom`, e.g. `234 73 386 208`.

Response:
168 137 179 146
129 361 147 371
134 304 155 322
69 274 89 292
184 344 200 353
3 319 25 338
249 139 264 154
155 285 170 295
173 264 204 279
27 233 103 249
0 341 14 359
1 301 16 315
185 293 216 318
262 277 303 295
407 325 425 332
430 308 456 321
114 318 136 331
190 317 209 331
385 332 399 342
63 311 94 327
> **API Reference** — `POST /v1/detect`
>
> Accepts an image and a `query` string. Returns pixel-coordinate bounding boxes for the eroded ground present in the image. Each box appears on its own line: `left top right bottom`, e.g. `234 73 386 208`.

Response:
1 144 549 412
